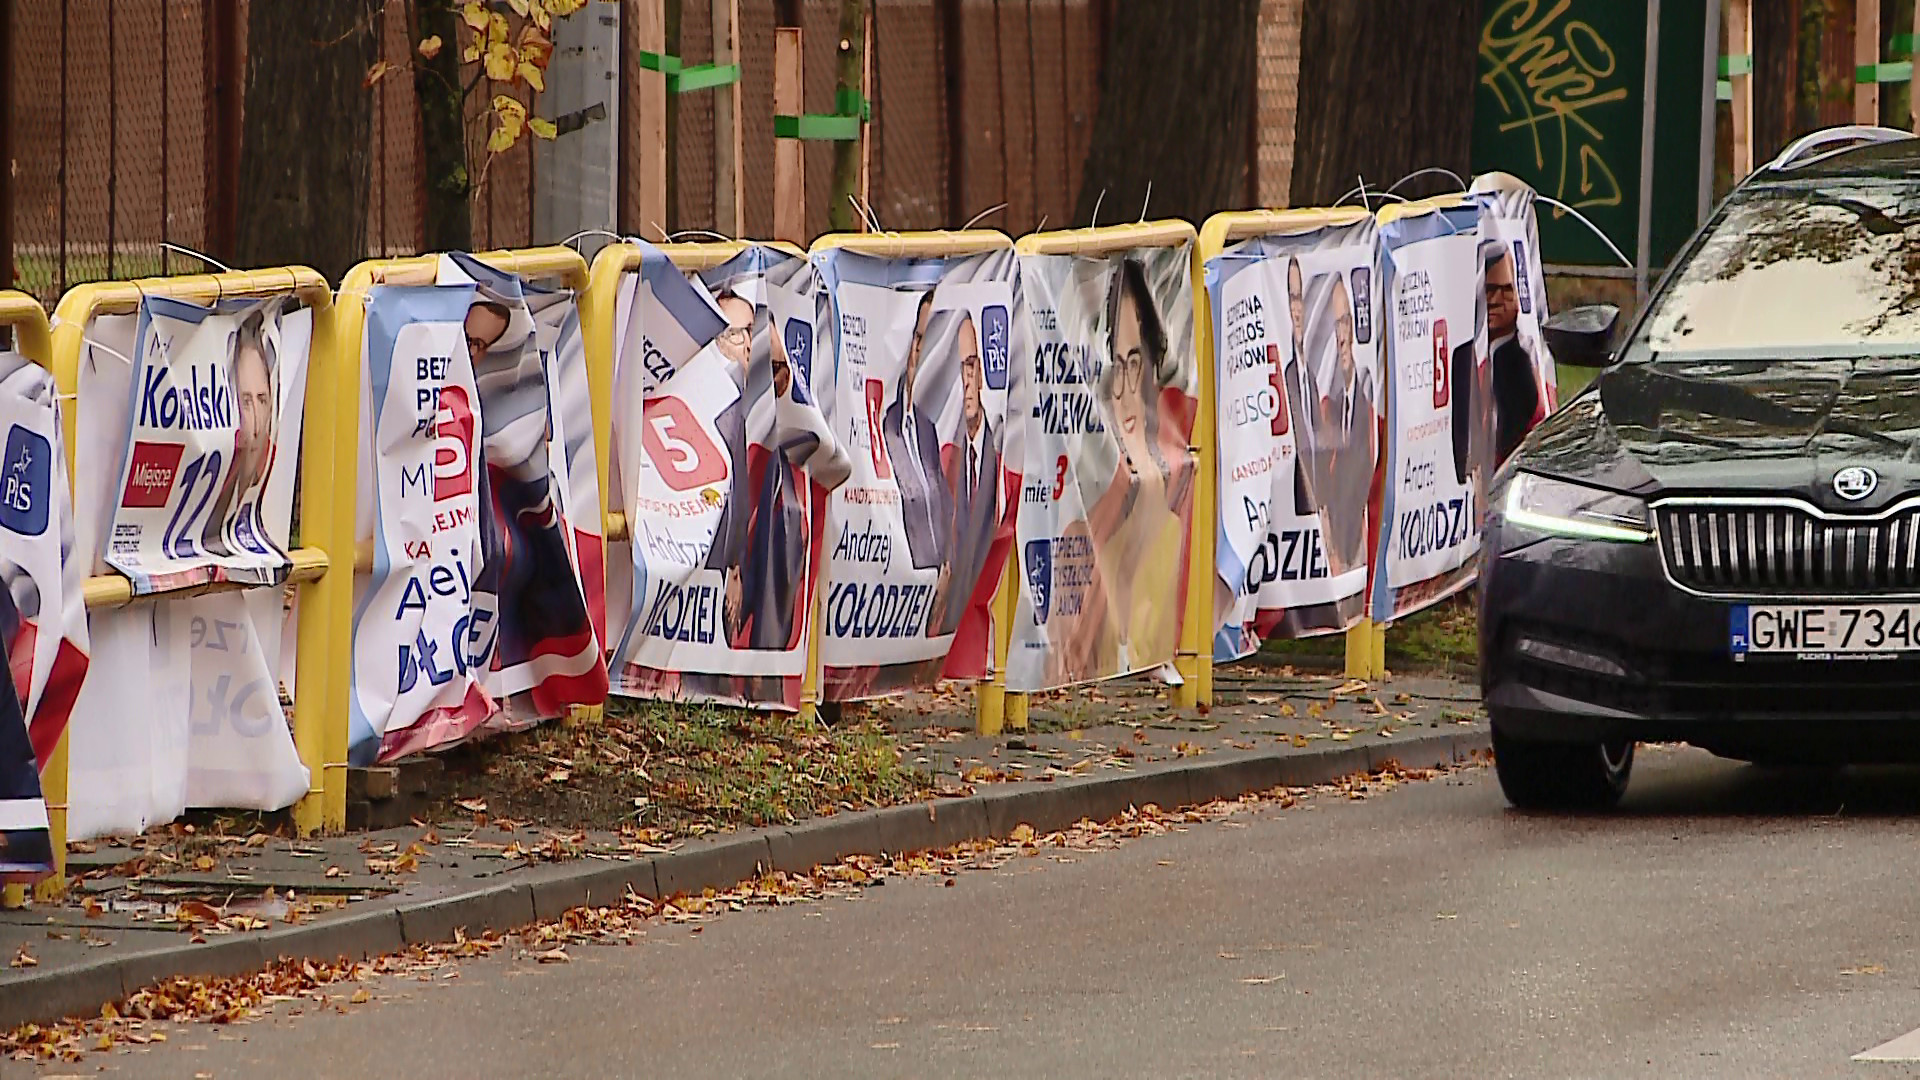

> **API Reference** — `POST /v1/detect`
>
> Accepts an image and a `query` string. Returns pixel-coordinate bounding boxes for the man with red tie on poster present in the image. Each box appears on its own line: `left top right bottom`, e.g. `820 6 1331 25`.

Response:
934 313 998 636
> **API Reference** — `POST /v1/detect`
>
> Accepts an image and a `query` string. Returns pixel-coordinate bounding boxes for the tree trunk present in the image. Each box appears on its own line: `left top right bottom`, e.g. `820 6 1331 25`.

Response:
1290 0 1480 207
828 0 866 233
414 0 471 252
1753 0 1800 161
234 2 379 279
1887 0 1914 130
1072 0 1259 227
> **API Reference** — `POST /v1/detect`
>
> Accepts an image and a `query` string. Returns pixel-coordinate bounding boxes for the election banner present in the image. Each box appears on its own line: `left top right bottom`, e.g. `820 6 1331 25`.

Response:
610 246 852 709
813 246 1019 699
1007 244 1197 692
1370 199 1494 623
0 349 84 882
1209 217 1383 661
0 352 90 773
65 307 313 837
351 284 492 764
438 255 607 731
1469 173 1558 466
107 296 295 595
531 285 606 646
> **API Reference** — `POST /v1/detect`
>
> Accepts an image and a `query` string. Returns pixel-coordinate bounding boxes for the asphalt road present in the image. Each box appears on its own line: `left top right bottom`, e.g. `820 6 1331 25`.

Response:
51 747 1920 1080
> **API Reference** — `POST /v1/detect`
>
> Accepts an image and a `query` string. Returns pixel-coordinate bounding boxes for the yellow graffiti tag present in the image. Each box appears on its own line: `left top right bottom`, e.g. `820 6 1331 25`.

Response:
1479 0 1629 216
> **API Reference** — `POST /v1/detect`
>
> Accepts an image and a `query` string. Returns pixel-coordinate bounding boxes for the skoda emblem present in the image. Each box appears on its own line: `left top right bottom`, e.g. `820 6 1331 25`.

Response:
1834 466 1879 501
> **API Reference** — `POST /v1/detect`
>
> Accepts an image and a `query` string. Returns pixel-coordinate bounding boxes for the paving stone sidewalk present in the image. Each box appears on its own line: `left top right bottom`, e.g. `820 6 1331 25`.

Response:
0 662 1486 1029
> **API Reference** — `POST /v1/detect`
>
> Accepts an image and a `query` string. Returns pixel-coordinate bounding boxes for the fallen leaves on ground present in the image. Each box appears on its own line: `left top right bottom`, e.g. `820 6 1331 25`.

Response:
5 759 1471 1065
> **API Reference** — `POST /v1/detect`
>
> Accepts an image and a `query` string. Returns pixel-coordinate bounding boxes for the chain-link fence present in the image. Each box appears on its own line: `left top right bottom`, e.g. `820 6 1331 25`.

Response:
7 0 1306 305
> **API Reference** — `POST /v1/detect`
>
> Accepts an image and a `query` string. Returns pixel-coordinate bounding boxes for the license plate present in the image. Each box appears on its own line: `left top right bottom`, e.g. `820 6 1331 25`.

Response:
1730 603 1920 660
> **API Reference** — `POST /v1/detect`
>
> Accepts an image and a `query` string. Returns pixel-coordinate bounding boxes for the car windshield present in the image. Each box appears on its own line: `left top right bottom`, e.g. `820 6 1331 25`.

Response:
1626 177 1920 361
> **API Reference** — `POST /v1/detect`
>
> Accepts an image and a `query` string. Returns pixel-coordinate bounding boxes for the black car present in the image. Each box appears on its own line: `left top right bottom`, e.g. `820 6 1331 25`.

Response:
1481 125 1920 809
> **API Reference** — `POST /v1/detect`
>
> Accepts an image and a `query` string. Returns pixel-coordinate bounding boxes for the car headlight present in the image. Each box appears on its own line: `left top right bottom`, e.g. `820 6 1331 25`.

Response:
1503 472 1652 543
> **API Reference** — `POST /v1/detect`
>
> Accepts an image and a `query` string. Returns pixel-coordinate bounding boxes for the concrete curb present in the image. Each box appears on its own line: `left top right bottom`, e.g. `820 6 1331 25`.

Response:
0 729 1487 1030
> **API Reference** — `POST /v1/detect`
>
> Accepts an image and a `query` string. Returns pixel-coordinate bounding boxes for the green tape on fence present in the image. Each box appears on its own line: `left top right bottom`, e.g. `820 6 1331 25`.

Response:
1717 79 1733 102
1719 53 1753 78
834 87 873 121
1857 61 1914 84
774 113 863 140
1892 33 1917 54
672 63 740 93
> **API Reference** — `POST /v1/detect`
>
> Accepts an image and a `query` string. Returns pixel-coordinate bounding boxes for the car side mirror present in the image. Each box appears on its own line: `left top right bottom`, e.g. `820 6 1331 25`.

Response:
1543 304 1620 368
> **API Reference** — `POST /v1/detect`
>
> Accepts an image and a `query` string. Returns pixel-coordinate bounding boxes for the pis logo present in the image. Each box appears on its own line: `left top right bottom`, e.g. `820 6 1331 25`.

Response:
0 425 50 536
782 317 813 403
1023 538 1052 625
981 305 1010 391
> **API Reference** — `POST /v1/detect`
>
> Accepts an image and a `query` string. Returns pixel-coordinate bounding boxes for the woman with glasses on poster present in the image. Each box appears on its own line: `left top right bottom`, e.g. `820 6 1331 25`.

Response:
1053 258 1196 685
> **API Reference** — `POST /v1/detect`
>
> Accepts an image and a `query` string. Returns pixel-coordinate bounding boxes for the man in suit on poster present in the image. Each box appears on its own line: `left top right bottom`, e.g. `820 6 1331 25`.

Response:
702 291 758 644
1308 274 1377 578
882 290 951 575
934 314 998 636
1484 247 1543 465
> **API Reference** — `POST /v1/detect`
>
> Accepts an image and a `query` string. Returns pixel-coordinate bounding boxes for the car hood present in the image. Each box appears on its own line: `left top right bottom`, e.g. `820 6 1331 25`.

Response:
1522 356 1920 511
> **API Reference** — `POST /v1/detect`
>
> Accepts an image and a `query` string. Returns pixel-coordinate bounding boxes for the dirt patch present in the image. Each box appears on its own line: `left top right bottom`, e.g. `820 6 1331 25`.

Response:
420 700 934 837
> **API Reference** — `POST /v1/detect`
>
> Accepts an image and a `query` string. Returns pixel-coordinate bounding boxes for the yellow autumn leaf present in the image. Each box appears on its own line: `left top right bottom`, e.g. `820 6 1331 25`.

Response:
487 12 511 45
529 116 557 139
362 59 392 88
506 0 531 14
488 121 524 153
518 61 545 91
493 94 528 121
460 1 490 32
546 0 589 15
530 4 552 31
417 34 443 59
462 40 482 64
485 41 518 81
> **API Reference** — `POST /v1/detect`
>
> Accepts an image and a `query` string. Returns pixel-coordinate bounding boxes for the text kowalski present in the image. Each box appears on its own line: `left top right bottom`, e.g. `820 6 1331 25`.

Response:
139 363 235 432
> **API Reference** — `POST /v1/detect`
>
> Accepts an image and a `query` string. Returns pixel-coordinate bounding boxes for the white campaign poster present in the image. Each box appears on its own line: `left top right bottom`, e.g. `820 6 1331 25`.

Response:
350 286 492 766
67 307 313 838
0 353 90 764
531 287 606 646
1212 228 1382 658
1007 246 1197 693
1371 203 1492 623
814 248 1018 699
107 297 293 595
610 248 848 710
1471 176 1558 464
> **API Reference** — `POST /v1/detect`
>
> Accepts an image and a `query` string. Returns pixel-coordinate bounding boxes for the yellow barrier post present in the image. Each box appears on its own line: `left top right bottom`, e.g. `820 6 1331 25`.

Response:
32 269 337 898
1196 209 1394 683
0 292 52 908
806 231 1016 733
1017 222 1200 715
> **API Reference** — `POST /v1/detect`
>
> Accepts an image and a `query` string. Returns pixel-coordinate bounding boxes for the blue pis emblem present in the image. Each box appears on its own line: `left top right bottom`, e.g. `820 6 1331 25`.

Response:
980 304 1010 391
1512 240 1533 314
781 317 813 404
1023 538 1052 625
1349 267 1373 344
0 425 50 537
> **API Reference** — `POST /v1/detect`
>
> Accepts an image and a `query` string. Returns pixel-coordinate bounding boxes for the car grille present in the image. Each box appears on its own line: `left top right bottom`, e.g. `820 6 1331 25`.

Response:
1654 500 1920 596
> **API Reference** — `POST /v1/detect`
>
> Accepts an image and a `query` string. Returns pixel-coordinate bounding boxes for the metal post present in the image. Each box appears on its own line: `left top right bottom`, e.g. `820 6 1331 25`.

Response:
1634 0 1661 302
1698 0 1721 227
0 0 12 294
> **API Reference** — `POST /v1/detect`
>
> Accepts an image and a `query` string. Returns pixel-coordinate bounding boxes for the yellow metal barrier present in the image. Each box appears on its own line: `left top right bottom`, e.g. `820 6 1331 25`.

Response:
335 247 594 733
26 269 340 899
0 293 52 908
1016 221 1203 715
1196 208 1389 682
805 230 1017 732
581 241 812 714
